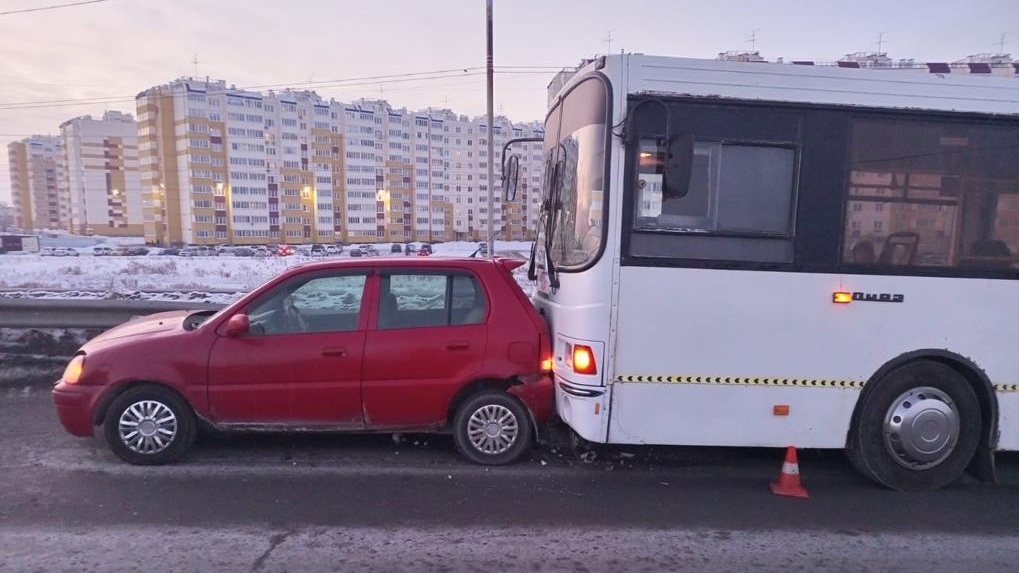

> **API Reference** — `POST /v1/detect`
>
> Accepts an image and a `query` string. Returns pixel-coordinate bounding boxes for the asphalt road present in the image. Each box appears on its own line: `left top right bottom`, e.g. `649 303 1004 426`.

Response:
2 386 1018 573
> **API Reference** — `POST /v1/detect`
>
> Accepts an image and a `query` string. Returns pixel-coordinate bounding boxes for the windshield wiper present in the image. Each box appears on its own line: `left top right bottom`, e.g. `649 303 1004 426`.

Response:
543 159 563 291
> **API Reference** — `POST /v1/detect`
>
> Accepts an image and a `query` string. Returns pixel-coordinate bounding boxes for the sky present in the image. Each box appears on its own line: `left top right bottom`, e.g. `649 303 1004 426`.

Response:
0 0 1015 203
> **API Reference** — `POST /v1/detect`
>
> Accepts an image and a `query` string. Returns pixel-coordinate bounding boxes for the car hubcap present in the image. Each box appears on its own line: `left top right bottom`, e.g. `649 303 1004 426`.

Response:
118 400 178 455
883 386 959 470
467 404 518 455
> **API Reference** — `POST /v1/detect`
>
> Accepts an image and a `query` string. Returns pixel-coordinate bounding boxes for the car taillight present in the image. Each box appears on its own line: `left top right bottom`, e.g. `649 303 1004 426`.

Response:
565 343 597 375
539 332 552 373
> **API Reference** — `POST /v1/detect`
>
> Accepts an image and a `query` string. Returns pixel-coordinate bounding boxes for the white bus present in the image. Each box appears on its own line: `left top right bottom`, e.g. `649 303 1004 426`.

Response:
504 54 1019 490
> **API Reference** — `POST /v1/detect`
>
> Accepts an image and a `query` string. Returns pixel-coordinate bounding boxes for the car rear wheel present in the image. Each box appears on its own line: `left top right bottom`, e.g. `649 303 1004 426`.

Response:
103 385 196 465
453 391 533 465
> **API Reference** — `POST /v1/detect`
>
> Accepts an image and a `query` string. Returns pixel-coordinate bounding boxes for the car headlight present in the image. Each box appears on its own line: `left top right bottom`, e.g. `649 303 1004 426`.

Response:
62 354 85 384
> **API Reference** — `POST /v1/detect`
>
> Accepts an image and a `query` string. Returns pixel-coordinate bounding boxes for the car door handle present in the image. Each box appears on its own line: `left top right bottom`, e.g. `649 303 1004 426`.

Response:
446 341 470 351
322 346 348 357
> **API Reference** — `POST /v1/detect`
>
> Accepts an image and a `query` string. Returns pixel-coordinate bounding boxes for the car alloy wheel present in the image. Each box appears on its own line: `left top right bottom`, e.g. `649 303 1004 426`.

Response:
117 399 179 455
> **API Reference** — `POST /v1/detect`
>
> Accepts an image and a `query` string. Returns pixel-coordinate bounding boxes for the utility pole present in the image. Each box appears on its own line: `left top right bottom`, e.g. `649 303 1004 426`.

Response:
486 0 495 257
427 107 432 243
604 30 614 54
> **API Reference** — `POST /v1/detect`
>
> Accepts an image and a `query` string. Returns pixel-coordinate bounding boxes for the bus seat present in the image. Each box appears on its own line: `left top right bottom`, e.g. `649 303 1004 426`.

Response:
878 232 919 265
963 239 1012 269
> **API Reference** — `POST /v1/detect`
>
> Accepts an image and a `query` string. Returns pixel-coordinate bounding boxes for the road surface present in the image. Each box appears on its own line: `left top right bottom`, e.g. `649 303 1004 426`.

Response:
2 386 1017 572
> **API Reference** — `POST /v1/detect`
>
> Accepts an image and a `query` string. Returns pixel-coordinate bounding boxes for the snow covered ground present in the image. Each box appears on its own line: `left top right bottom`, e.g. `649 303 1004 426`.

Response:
0 240 536 303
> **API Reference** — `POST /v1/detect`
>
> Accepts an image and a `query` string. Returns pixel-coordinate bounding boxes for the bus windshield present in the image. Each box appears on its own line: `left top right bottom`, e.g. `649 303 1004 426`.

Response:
535 76 609 280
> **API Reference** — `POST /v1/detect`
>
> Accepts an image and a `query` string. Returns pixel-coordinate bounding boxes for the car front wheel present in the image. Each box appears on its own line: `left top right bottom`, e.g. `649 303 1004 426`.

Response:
103 385 196 465
453 391 533 465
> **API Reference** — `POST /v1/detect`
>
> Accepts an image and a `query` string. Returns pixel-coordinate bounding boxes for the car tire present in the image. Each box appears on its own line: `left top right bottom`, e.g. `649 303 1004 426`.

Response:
847 360 981 491
453 391 533 465
103 385 196 465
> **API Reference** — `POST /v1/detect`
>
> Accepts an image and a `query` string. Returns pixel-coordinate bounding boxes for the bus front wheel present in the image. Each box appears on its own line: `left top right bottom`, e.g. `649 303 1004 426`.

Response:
848 360 981 491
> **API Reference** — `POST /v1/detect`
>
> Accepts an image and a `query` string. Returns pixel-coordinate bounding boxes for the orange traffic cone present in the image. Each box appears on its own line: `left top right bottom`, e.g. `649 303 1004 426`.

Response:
770 446 809 498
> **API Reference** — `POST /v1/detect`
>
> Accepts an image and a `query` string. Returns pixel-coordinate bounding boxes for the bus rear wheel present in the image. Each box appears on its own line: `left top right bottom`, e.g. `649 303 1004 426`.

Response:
848 360 981 491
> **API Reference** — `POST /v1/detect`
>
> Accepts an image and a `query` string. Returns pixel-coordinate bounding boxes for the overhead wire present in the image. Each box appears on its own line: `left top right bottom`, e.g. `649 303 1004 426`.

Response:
0 67 554 111
0 0 117 16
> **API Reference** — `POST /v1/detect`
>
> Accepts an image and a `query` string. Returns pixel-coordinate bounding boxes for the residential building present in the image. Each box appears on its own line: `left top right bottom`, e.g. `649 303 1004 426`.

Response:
136 77 543 246
6 136 66 230
60 111 143 236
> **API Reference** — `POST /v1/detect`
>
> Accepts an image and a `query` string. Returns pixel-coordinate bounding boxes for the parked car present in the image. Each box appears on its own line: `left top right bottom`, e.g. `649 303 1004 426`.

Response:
160 248 180 256
253 247 271 258
234 247 254 257
177 247 198 257
405 243 418 254
54 247 79 257
390 243 402 253
52 257 553 466
325 244 343 255
125 247 149 256
40 247 57 256
310 244 326 257
360 244 379 257
348 247 363 257
419 243 433 255
277 244 295 257
93 246 114 256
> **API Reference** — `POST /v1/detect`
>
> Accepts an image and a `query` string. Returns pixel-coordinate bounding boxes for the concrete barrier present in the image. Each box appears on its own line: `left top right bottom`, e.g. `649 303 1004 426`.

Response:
0 299 227 329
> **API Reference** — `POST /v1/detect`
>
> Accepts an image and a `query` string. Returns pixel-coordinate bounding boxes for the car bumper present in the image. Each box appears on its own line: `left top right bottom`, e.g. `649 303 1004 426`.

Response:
509 374 555 424
51 381 102 437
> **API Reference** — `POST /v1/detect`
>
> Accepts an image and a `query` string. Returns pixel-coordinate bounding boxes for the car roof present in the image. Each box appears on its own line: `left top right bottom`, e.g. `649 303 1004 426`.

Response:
287 256 507 273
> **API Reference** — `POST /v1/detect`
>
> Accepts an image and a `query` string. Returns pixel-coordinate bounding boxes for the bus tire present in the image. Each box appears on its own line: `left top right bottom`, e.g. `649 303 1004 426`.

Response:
848 360 980 491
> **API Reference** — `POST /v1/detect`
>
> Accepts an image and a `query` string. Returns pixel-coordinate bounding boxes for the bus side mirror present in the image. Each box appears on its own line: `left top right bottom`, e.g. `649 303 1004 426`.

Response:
663 134 693 199
503 155 520 202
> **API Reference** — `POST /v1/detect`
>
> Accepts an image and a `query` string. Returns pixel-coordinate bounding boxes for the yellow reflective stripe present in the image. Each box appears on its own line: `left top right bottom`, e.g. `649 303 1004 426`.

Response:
617 376 1019 393
614 375 864 389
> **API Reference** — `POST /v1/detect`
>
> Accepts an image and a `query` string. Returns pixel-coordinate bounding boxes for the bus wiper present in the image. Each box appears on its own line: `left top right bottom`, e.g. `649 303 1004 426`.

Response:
527 204 544 281
543 160 563 291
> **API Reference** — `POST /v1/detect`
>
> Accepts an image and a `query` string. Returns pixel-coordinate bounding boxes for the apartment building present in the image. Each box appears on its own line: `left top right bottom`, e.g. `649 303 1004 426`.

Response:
6 136 66 231
136 77 543 246
60 111 143 235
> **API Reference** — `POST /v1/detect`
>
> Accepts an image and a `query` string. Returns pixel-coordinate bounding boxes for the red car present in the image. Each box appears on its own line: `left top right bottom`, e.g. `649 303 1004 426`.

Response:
52 257 553 466
276 244 295 257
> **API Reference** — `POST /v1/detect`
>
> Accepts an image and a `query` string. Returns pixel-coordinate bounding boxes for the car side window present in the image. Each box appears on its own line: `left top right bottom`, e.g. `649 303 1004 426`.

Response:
451 275 487 325
378 273 486 330
247 273 367 335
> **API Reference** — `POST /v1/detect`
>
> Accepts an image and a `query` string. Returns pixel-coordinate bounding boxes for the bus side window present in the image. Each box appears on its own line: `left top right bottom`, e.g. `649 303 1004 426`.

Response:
659 147 711 224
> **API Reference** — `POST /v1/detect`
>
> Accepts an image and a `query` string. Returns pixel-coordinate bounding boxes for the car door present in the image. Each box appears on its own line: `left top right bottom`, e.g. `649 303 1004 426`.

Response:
361 271 489 428
206 270 370 427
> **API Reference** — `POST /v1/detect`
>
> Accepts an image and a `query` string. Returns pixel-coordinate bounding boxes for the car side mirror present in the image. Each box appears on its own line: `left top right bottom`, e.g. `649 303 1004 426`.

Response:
224 314 250 337
503 154 520 202
663 134 694 199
